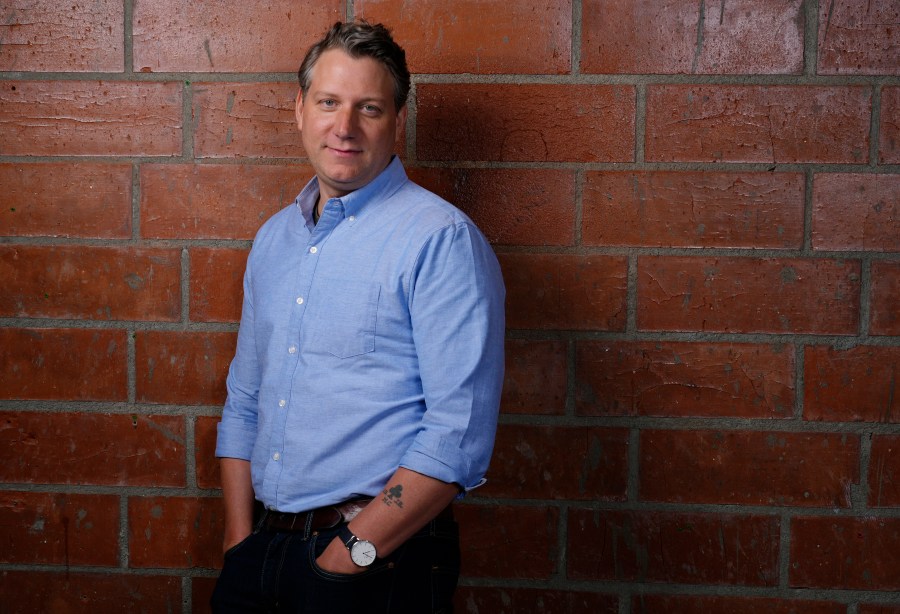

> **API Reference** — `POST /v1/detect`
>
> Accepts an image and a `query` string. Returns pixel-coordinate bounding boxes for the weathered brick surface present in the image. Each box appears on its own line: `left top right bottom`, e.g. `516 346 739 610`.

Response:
478 424 628 500
195 415 221 490
0 0 124 72
500 253 627 331
575 341 795 418
881 87 900 163
0 163 132 238
0 571 182 613
581 0 804 75
192 83 302 158
408 167 576 246
0 81 182 156
0 492 119 565
193 577 219 611
637 256 861 334
646 86 871 163
870 435 900 508
817 0 900 75
357 0 572 74
632 595 845 614
0 412 185 486
812 173 900 251
568 509 780 585
0 246 181 321
502 339 567 415
804 345 900 423
582 171 804 248
457 504 558 579
871 261 900 336
132 0 342 72
417 84 635 162
140 163 310 239
640 430 859 507
859 606 900 614
455 587 618 614
791 517 900 590
0 329 127 401
136 331 237 405
129 496 223 568
189 248 249 323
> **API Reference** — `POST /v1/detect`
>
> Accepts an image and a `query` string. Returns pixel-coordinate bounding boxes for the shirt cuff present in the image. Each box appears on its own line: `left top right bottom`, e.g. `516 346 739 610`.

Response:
398 435 481 491
214 420 256 460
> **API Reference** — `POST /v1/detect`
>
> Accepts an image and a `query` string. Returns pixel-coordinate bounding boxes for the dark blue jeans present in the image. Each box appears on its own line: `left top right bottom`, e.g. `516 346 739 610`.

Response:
210 515 460 613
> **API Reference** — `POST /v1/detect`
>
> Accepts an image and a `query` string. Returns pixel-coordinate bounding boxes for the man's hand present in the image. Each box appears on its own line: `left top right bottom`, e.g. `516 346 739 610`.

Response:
222 530 251 555
315 535 365 574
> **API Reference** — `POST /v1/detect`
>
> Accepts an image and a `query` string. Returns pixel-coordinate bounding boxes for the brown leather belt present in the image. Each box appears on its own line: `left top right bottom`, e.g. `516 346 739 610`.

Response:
261 498 453 533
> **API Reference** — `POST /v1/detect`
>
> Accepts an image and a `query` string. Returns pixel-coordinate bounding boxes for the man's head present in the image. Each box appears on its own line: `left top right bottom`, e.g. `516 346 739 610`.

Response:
298 21 410 113
295 21 409 202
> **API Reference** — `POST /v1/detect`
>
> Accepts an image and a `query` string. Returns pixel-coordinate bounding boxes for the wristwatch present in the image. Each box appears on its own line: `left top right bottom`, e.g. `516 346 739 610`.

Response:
337 525 377 567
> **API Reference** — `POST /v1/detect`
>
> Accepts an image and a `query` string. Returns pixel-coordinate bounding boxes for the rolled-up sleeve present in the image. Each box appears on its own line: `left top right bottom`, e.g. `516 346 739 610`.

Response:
399 221 505 491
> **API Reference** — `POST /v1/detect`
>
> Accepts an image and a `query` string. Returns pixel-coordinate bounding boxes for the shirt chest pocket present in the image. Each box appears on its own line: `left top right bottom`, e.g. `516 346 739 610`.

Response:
304 279 381 358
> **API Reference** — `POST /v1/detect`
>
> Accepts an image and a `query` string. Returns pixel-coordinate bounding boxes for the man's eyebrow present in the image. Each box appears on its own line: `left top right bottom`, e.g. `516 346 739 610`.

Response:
311 90 389 104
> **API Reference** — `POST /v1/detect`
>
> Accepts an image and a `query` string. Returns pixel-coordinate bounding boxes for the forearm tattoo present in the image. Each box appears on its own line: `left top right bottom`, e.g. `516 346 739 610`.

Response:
381 483 404 508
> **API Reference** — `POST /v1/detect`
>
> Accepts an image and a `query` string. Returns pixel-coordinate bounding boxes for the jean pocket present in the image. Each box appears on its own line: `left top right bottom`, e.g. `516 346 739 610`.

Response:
305 280 380 359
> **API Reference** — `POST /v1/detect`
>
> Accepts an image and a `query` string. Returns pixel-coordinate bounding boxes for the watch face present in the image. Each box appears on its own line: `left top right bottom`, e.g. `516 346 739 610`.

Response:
350 540 377 567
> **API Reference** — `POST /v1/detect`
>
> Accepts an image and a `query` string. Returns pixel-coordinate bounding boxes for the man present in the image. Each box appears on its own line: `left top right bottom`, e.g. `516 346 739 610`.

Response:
212 21 505 613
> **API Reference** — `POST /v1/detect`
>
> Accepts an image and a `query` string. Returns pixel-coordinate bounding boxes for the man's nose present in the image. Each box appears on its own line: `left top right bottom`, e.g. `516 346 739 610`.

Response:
334 108 357 138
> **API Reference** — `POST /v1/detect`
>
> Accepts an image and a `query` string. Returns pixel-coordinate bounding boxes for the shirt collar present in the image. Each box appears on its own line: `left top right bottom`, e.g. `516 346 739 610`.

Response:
293 156 408 222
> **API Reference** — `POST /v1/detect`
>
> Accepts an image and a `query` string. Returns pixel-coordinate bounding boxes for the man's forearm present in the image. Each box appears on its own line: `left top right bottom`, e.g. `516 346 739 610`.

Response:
220 457 255 552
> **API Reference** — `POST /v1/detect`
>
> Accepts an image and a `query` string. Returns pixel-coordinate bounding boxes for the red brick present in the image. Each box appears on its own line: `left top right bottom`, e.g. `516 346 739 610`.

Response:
881 87 900 163
193 577 218 611
456 587 617 614
417 84 635 162
640 430 859 507
582 171 804 248
804 345 899 423
576 341 795 418
0 412 185 487
129 496 223 568
196 416 221 490
818 0 900 75
136 331 237 405
478 424 628 500
860 606 900 614
457 504 557 579
0 81 182 156
0 163 131 238
870 435 900 507
502 339 567 415
637 256 861 334
357 0 572 74
0 0 124 72
0 329 127 401
633 595 844 614
0 492 119 565
582 0 804 75
646 85 871 163
140 163 310 239
871 262 900 336
812 174 900 251
791 516 900 590
190 248 249 323
0 571 181 613
500 253 627 331
132 0 341 72
193 83 300 158
408 167 575 246
568 509 780 585
0 246 180 321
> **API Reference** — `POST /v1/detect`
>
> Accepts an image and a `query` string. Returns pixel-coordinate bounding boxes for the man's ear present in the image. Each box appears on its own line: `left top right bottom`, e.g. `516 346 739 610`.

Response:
295 89 305 132
395 105 408 141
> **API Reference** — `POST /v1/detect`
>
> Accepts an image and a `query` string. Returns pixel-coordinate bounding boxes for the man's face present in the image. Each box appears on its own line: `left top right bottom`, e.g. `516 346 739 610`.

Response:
295 49 406 202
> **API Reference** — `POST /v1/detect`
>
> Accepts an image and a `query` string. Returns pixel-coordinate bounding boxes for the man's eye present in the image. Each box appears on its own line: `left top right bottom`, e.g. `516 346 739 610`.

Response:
363 105 381 114
321 99 336 107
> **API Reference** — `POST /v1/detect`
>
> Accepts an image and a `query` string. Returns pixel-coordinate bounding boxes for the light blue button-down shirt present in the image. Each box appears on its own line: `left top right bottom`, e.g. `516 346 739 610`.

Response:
216 157 505 513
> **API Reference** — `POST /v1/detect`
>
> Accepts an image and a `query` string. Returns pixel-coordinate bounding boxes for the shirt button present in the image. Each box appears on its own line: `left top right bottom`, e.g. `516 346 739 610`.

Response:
278 399 286 407
273 452 281 461
309 246 318 254
296 296 304 305
349 215 356 222
288 346 297 354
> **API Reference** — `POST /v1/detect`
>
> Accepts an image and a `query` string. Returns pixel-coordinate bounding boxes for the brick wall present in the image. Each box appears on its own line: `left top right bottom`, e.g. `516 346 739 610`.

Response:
1 1 897 612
